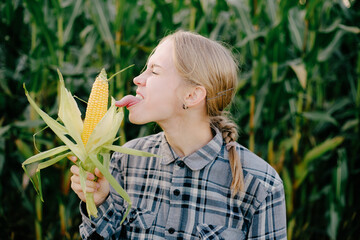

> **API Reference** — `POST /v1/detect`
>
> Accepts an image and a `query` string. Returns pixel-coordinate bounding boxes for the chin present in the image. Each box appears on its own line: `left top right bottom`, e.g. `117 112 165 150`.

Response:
128 113 149 125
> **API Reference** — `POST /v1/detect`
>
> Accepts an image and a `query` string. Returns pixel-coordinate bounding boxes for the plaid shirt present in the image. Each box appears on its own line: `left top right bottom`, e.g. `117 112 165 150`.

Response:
79 128 287 239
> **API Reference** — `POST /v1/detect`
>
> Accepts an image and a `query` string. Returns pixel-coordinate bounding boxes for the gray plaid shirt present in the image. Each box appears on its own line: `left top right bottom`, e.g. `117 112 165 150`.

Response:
79 128 287 239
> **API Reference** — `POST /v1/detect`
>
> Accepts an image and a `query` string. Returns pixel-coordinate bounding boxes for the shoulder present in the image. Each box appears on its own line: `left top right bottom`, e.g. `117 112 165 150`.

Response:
239 145 283 189
236 144 284 203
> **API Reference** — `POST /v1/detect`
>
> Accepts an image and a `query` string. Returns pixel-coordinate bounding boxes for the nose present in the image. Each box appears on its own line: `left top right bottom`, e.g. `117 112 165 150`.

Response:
133 72 146 86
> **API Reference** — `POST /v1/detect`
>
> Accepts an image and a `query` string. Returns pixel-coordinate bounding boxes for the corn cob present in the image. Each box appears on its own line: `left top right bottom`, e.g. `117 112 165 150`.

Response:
81 69 109 217
81 69 108 146
22 66 157 222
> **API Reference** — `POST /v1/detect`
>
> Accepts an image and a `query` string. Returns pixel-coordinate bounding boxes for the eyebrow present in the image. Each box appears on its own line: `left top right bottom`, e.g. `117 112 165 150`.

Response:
142 62 163 73
151 63 163 69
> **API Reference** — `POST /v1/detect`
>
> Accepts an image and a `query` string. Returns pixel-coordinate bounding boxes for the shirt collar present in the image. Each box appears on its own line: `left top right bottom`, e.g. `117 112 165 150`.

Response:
160 128 223 171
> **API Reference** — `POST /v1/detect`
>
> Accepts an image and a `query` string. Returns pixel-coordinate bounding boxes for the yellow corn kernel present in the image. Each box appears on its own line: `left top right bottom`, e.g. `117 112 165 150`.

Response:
81 69 108 146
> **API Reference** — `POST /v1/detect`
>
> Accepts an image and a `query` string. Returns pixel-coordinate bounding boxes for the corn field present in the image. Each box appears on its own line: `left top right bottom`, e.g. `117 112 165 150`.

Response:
0 0 359 239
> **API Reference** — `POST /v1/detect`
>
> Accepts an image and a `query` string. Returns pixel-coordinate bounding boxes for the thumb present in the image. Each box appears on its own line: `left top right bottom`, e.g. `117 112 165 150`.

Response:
94 168 103 179
67 155 78 163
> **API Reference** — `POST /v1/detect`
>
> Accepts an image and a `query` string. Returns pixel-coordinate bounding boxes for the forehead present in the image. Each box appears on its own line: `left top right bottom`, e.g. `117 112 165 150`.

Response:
148 39 174 68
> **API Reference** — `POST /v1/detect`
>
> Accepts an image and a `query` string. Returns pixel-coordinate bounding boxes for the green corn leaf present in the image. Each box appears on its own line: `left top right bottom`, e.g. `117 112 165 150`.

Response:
85 192 98 218
89 0 115 55
338 24 360 34
282 167 293 214
289 61 307 90
23 150 70 201
229 0 254 35
36 152 70 172
99 152 111 170
235 31 267 47
34 152 70 201
327 202 340 239
295 136 344 188
265 0 279 25
58 69 84 149
288 8 305 52
341 119 358 131
22 145 69 166
317 30 345 62
0 125 11 136
22 164 41 198
103 145 160 158
24 84 86 162
303 136 344 165
63 0 83 45
88 153 131 224
16 139 36 160
302 111 338 126
319 18 341 33
78 166 87 197
86 99 123 154
76 161 99 218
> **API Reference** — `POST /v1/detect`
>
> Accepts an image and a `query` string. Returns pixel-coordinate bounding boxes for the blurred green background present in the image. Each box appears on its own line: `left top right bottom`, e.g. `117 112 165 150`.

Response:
1 0 359 239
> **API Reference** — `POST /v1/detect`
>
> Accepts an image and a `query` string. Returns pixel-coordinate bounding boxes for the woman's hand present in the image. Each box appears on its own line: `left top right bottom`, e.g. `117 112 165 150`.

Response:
68 156 110 207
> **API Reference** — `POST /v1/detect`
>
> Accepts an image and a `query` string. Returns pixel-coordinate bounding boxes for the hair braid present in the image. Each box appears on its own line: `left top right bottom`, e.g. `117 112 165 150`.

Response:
211 115 238 143
210 115 244 194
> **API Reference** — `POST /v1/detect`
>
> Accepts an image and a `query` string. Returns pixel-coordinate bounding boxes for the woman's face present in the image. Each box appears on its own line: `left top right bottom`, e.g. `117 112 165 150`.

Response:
127 39 186 125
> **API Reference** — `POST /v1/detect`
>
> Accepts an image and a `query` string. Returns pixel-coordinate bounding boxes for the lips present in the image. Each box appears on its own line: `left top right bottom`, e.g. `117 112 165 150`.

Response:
115 93 144 108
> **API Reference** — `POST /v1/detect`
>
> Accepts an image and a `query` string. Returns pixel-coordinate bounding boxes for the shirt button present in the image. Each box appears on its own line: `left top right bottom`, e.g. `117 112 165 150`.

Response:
173 189 180 196
177 161 185 168
168 227 175 234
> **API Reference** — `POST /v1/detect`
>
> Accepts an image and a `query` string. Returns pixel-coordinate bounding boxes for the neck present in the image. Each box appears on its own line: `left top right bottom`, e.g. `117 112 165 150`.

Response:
159 115 213 157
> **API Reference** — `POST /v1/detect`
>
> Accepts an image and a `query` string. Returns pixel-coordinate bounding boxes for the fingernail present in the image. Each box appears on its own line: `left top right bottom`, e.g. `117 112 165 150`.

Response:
69 156 77 161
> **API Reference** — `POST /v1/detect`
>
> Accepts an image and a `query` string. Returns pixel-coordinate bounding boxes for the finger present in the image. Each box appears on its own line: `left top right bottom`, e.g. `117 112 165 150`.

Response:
71 173 99 188
71 181 83 192
71 182 86 202
78 193 85 202
87 172 96 181
67 155 78 163
72 181 97 194
84 186 97 193
71 174 80 184
70 165 79 175
86 179 100 189
71 165 96 181
94 168 103 178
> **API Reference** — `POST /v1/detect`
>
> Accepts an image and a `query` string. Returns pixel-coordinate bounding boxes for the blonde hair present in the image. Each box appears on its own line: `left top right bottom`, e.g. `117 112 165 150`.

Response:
162 30 244 193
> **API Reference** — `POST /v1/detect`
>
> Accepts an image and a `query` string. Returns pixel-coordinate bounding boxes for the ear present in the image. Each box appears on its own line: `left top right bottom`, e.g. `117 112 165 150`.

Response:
184 85 207 108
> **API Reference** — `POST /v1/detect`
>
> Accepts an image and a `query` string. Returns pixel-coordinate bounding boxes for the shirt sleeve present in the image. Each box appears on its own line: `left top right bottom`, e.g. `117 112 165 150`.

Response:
247 183 287 240
79 194 127 239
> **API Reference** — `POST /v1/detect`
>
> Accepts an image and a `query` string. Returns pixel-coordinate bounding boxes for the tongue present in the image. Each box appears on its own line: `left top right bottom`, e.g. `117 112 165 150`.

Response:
115 95 141 108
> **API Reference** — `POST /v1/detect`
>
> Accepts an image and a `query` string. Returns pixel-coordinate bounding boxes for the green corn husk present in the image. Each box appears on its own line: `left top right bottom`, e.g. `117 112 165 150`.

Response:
22 68 158 223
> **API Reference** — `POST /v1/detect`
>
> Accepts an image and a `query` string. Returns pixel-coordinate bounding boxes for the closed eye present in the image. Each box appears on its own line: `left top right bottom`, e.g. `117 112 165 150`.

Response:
149 63 162 75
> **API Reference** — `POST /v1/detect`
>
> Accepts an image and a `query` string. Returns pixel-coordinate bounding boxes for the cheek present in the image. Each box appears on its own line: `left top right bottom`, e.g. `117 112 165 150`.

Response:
147 95 179 115
147 82 180 105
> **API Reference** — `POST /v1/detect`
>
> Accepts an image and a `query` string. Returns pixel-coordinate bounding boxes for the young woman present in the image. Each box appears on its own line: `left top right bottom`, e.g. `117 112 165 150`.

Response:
70 30 287 239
